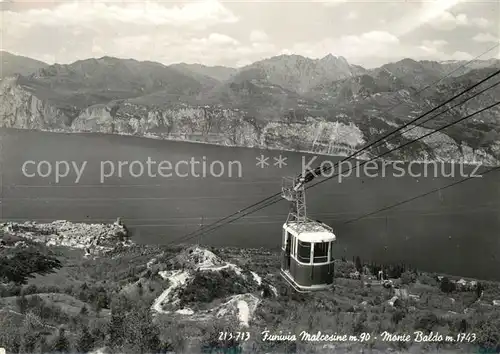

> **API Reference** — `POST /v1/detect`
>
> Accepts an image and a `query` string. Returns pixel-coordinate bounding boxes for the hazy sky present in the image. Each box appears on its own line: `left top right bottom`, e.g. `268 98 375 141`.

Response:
1 0 499 68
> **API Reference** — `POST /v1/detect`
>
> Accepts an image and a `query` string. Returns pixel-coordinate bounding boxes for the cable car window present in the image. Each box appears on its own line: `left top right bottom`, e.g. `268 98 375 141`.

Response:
313 242 329 263
330 241 334 262
284 230 291 249
297 241 311 263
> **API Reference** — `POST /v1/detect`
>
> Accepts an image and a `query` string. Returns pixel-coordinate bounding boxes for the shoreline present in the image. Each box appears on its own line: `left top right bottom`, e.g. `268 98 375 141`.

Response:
1 127 496 167
2 219 498 283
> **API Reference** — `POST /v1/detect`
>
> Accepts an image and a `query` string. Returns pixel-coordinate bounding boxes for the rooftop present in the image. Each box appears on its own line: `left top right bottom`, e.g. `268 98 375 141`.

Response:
283 220 336 243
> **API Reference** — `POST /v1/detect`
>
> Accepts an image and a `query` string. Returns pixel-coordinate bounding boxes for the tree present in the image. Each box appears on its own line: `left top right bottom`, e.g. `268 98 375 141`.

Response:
392 310 406 325
201 320 241 354
80 305 89 316
475 312 500 352
17 294 28 313
353 312 367 335
34 335 49 354
20 331 39 354
76 325 95 353
19 314 42 354
459 319 468 333
414 312 439 333
0 315 21 353
401 271 416 285
440 277 456 293
418 274 437 286
0 249 62 284
51 328 70 353
111 293 132 313
124 307 161 353
355 256 362 273
90 320 107 344
108 311 126 348
22 284 39 295
476 282 483 299
93 292 108 314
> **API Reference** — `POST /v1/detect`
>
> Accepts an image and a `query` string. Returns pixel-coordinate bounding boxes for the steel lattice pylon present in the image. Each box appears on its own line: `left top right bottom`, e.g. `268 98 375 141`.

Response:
282 177 307 223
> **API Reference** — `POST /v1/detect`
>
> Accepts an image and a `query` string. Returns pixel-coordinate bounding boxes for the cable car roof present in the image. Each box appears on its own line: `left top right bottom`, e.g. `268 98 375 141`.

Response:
283 221 336 243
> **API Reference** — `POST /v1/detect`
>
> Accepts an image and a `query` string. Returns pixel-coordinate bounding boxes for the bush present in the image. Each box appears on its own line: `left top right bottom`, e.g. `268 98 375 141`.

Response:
75 325 95 353
107 304 161 353
418 274 438 287
0 248 62 284
414 312 441 333
80 306 89 316
440 277 456 293
22 284 39 295
0 314 21 353
334 260 356 278
353 313 367 335
50 328 70 353
355 257 362 273
0 283 22 297
200 319 242 354
16 295 70 324
391 310 406 325
401 271 416 285
178 269 255 307
474 312 500 352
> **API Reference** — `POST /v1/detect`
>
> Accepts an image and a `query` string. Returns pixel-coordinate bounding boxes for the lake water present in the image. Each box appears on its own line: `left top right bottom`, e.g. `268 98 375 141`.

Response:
1 128 499 280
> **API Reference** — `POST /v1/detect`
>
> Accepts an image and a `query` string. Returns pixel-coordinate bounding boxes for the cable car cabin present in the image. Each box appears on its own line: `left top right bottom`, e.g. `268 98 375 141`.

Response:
280 219 336 292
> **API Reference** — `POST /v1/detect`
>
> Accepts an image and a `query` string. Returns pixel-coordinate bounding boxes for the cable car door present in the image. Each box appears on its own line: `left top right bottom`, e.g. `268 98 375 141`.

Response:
285 232 291 270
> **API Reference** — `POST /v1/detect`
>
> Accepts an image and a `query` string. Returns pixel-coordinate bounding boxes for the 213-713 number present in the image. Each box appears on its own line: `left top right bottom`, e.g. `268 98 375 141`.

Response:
218 332 251 341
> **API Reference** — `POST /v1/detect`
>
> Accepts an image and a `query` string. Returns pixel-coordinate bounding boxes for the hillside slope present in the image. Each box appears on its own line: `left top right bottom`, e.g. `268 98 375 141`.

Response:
170 62 237 82
0 51 48 78
1 220 500 353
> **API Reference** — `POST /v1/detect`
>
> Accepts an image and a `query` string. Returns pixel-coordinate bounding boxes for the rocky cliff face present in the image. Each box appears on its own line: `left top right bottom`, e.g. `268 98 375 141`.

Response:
0 77 378 157
0 76 70 130
1 54 499 165
72 102 262 147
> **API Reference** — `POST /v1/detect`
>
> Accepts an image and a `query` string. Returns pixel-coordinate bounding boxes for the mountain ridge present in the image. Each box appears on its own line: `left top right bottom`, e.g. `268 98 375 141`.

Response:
0 51 49 78
1 50 499 164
